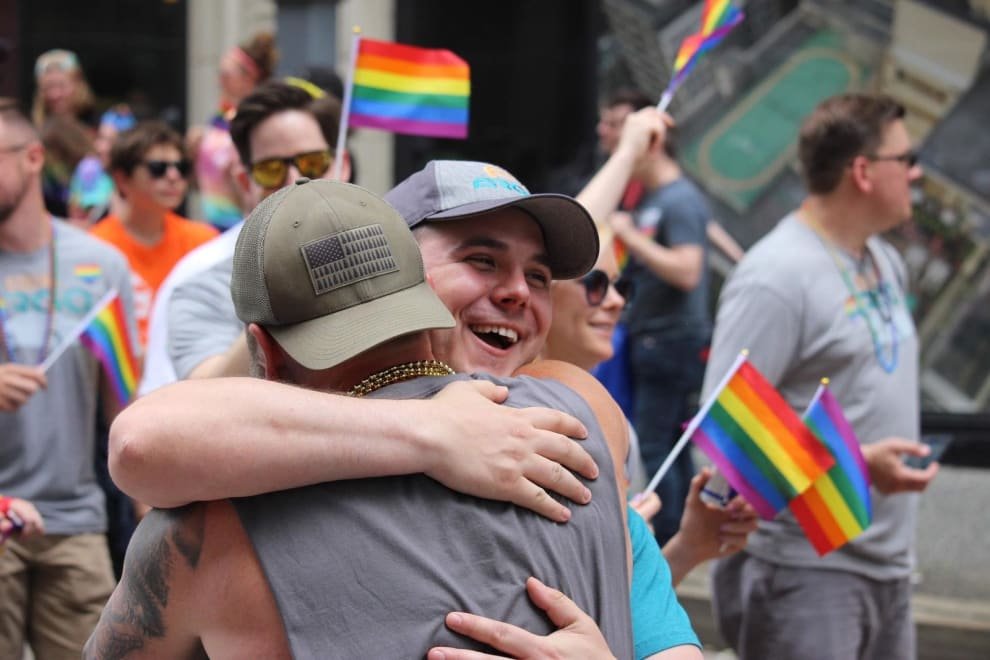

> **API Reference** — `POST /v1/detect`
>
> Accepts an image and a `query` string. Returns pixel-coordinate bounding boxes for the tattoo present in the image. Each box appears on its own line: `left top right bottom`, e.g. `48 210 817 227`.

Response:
84 504 207 659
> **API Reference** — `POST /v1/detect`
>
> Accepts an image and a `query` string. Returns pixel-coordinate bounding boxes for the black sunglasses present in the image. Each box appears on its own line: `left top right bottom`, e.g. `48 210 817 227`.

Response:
580 269 632 306
250 150 333 188
143 159 191 178
867 150 918 168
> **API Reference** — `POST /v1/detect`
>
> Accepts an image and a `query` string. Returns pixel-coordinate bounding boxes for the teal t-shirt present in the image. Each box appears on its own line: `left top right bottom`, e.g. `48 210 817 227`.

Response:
629 506 700 658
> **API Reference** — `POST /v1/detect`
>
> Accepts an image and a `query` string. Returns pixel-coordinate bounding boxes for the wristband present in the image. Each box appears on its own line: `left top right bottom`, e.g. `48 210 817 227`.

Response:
0 496 12 516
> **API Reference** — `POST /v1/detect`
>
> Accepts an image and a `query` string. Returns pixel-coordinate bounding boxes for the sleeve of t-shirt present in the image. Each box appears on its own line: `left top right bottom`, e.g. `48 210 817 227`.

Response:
167 262 241 379
661 189 708 248
628 506 701 659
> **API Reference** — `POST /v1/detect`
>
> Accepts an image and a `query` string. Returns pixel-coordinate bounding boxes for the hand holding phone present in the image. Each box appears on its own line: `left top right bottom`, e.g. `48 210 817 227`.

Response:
903 434 952 470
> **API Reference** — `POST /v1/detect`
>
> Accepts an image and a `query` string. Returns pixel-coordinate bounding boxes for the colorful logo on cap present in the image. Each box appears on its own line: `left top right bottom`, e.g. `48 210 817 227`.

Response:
473 164 527 196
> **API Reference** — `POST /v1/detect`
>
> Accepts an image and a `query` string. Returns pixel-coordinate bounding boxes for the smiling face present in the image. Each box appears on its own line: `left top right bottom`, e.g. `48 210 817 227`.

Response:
415 208 553 376
544 248 624 371
39 69 77 116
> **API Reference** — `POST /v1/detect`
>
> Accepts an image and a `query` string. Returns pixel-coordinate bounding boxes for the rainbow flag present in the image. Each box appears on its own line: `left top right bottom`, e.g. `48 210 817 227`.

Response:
349 38 469 139
667 1 744 93
691 357 834 519
790 383 872 555
79 294 138 403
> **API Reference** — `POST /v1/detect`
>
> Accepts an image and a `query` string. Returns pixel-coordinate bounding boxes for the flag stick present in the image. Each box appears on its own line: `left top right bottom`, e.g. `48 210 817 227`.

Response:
40 288 117 372
643 349 749 494
656 90 674 113
803 378 828 416
332 26 362 181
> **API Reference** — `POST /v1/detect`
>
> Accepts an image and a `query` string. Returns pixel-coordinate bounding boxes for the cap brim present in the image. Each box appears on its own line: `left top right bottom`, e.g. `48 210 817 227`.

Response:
424 193 599 279
269 280 455 371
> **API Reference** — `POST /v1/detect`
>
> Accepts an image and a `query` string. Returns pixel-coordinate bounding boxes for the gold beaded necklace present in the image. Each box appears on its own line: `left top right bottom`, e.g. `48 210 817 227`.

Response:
347 360 455 397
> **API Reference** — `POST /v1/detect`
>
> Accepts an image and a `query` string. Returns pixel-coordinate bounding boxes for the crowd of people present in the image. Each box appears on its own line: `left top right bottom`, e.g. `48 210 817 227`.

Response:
1 35 940 660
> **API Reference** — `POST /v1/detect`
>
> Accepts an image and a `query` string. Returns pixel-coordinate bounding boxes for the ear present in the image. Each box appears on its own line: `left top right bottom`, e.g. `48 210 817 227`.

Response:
111 170 131 199
848 154 873 193
335 149 353 183
247 323 286 381
22 141 46 175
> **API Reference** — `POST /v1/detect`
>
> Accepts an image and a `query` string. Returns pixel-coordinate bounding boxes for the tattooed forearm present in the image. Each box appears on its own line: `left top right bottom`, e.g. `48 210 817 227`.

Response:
84 504 207 659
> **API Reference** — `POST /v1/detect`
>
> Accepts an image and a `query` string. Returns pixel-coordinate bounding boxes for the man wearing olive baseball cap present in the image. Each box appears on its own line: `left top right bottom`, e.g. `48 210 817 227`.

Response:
89 178 633 658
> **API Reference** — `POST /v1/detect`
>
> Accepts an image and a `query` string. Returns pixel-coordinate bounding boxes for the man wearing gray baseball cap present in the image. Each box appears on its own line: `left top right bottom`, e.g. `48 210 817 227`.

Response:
88 178 631 658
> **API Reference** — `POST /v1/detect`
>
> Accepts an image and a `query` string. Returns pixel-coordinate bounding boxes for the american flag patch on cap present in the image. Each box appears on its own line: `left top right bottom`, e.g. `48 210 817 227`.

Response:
300 224 398 295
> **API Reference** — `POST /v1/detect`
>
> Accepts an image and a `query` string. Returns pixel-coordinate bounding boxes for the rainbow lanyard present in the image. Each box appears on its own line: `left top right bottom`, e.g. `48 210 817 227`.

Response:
0 221 57 365
815 232 899 374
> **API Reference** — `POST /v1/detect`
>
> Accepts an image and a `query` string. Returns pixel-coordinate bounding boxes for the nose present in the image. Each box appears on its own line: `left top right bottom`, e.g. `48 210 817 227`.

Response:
908 161 923 181
492 268 531 309
601 282 625 312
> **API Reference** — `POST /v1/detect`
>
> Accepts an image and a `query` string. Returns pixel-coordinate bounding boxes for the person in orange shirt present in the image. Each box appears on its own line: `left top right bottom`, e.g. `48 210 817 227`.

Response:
91 121 217 346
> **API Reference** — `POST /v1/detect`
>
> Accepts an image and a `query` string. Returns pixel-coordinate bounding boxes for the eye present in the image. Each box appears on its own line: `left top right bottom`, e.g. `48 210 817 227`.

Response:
465 254 496 270
526 269 551 289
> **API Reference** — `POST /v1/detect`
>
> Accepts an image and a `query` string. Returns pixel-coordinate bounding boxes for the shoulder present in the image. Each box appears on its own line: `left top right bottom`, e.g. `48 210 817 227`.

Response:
515 360 628 468
169 213 220 244
728 216 822 292
58 219 129 268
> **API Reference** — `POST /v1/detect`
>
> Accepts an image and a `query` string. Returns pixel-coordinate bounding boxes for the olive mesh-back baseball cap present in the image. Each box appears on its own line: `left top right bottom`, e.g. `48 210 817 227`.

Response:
231 178 454 370
384 160 599 279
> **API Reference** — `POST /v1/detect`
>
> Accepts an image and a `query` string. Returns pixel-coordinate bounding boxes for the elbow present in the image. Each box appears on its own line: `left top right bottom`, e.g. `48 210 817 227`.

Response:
673 268 702 292
108 403 170 507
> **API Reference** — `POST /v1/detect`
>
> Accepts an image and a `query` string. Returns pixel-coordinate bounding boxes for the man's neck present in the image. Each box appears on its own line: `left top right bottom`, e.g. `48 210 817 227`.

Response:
333 335 441 393
0 199 50 253
120 203 169 245
640 157 681 191
799 194 872 258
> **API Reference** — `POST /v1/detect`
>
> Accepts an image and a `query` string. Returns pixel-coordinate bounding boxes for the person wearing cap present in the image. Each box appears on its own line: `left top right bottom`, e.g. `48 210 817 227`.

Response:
87 179 633 658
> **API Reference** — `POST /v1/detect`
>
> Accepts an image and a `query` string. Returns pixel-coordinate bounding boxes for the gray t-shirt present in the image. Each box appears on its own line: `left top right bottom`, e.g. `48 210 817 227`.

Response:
623 177 710 337
703 214 919 580
234 373 634 660
0 220 136 534
167 253 240 379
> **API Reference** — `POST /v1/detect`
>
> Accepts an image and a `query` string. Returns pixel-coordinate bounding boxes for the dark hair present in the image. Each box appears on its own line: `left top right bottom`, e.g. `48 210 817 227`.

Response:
604 87 653 112
40 115 91 170
798 93 906 195
230 81 338 167
240 32 278 82
109 120 185 175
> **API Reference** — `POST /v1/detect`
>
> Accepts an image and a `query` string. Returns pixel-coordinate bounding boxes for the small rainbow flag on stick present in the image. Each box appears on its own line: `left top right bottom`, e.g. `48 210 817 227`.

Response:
658 0 744 111
790 381 873 555
644 351 835 519
41 289 138 404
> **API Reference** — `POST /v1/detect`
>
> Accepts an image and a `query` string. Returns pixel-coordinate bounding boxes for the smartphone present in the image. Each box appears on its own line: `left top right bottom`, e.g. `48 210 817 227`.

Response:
700 469 737 508
903 434 952 469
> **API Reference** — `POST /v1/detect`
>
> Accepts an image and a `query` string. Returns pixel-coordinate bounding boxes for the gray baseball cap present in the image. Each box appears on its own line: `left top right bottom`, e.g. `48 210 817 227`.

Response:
384 160 599 279
231 178 455 370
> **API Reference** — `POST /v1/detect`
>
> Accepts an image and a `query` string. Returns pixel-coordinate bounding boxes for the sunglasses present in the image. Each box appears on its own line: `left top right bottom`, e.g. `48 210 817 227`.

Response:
867 150 918 168
580 269 632 306
250 150 333 189
143 159 191 178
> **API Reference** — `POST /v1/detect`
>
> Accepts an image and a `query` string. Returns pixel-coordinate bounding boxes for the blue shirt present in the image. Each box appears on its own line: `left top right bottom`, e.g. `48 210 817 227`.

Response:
629 506 700 658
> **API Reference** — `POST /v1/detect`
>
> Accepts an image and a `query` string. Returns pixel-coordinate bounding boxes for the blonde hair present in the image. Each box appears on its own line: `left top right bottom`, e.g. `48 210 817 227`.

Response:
31 49 95 127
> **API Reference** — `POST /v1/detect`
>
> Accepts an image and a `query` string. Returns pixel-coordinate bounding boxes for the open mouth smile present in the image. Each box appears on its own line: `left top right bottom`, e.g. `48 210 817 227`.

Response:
470 324 519 350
